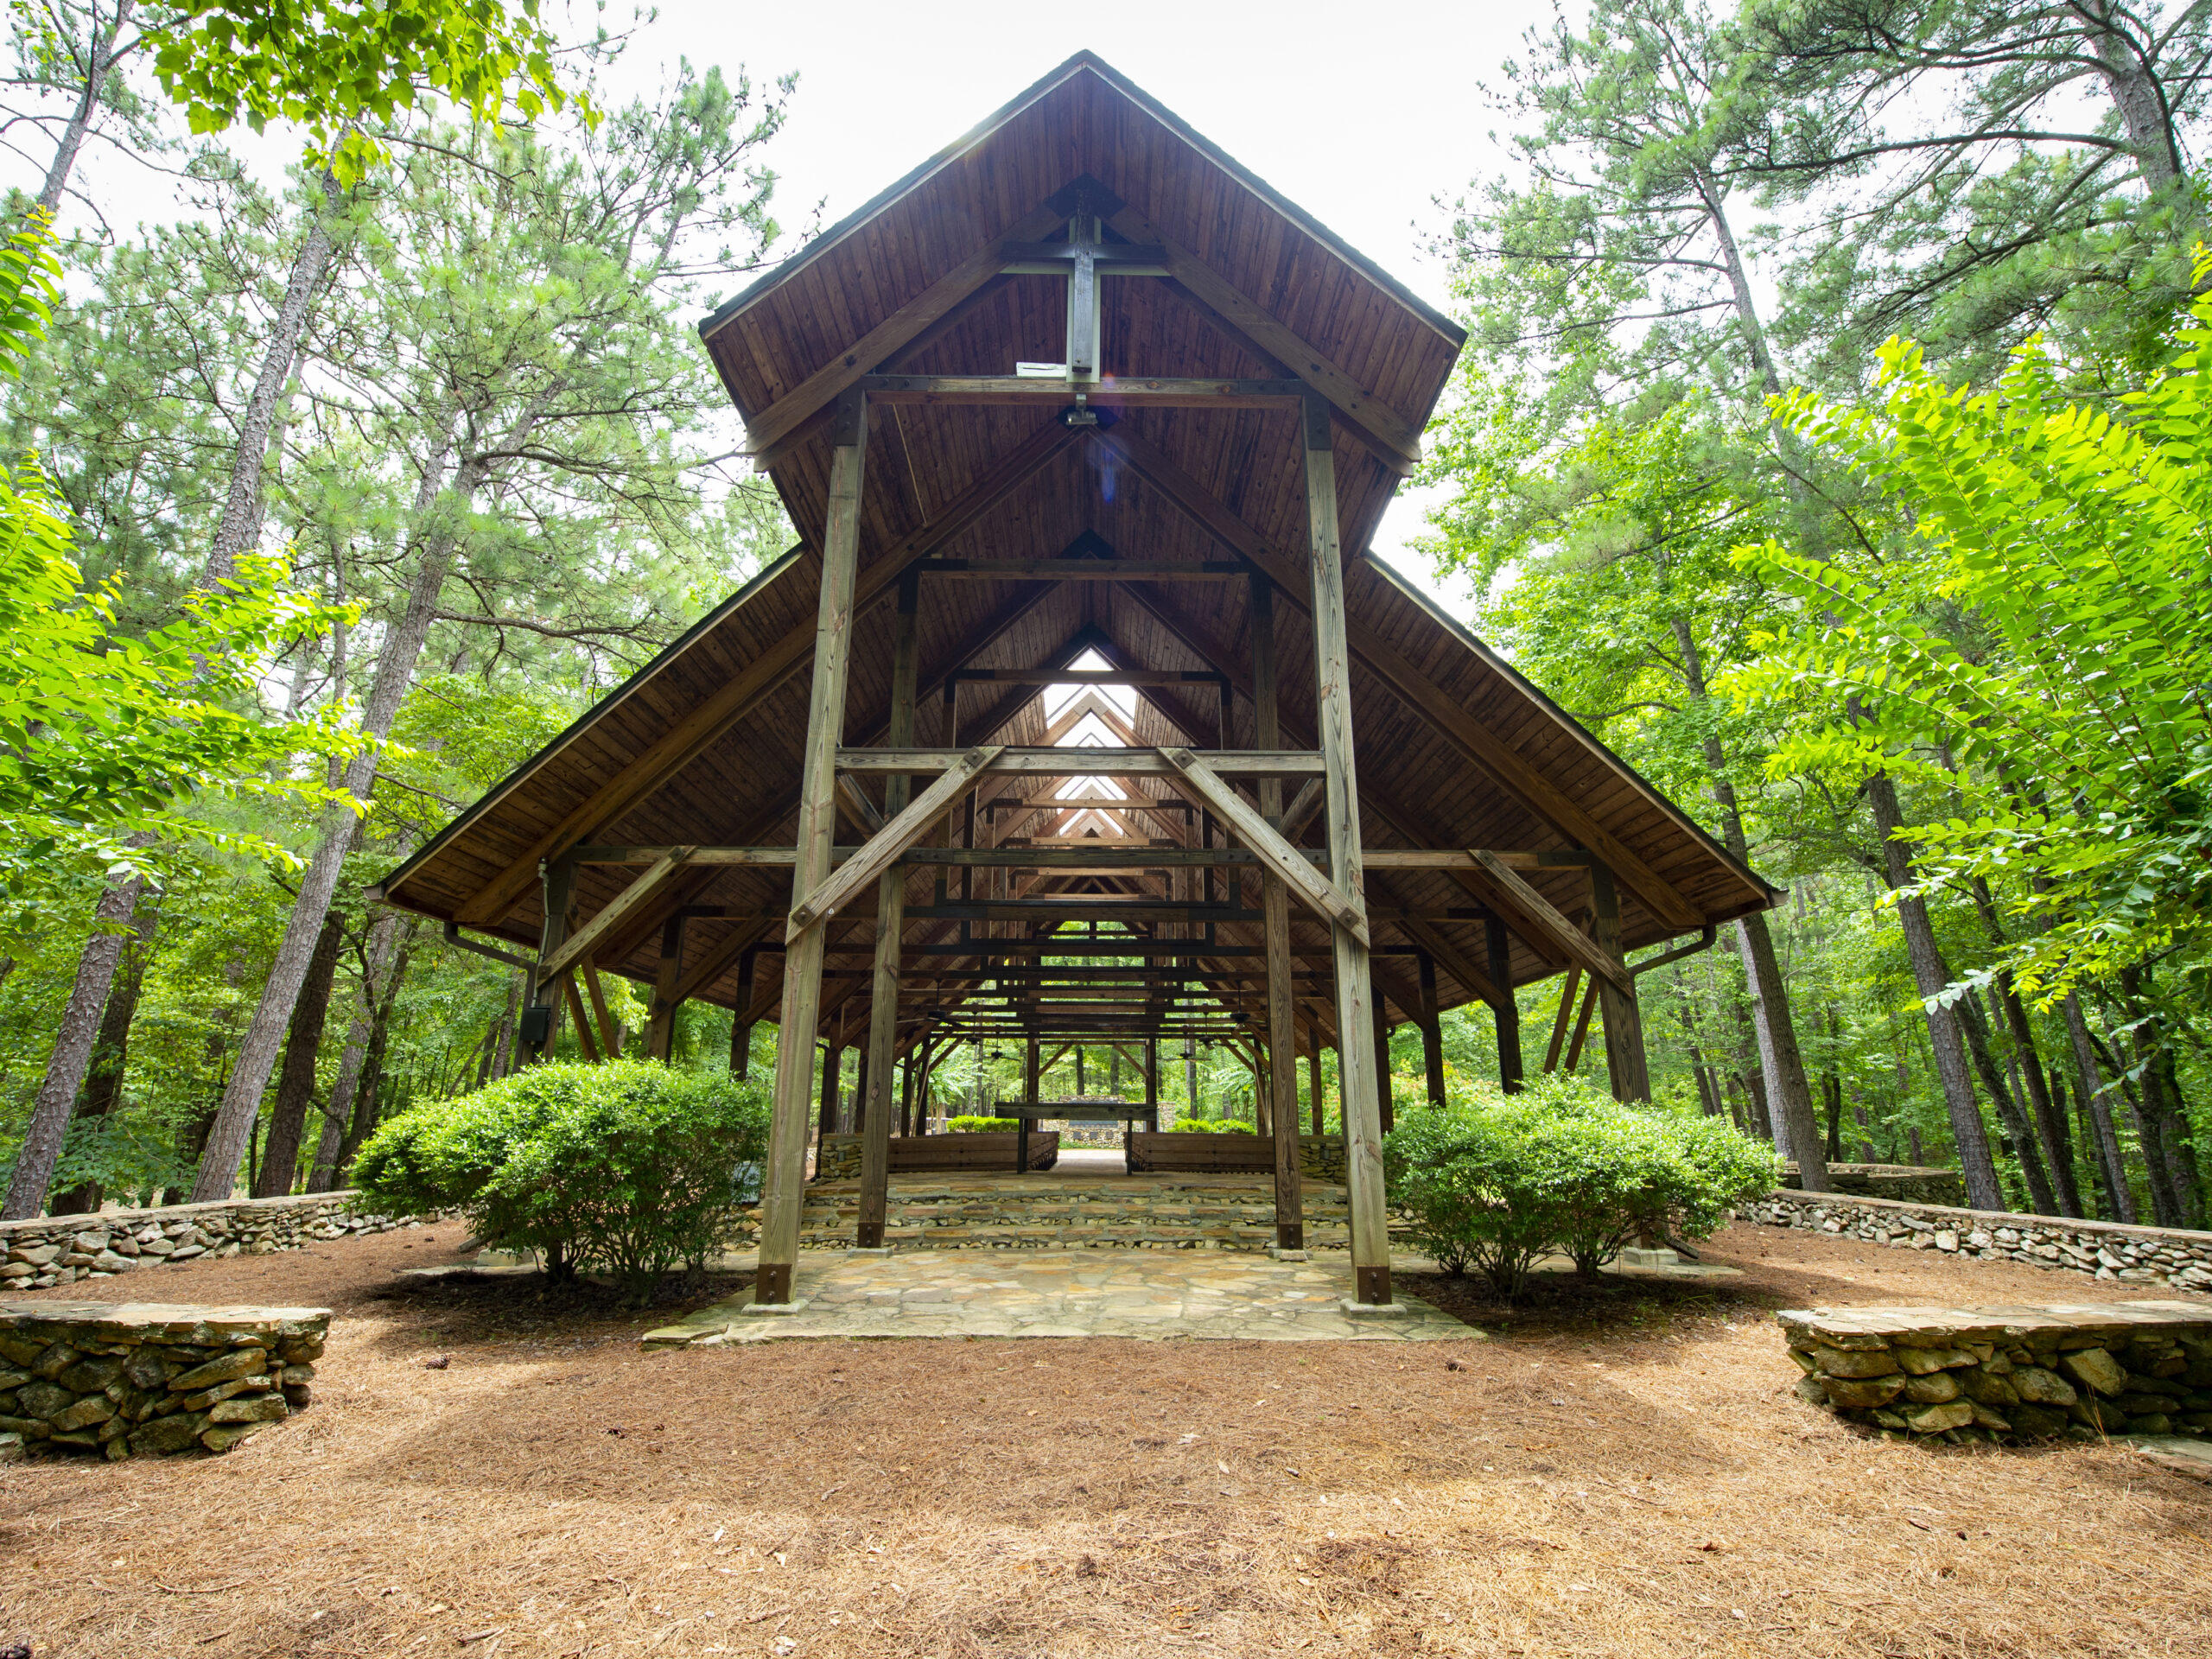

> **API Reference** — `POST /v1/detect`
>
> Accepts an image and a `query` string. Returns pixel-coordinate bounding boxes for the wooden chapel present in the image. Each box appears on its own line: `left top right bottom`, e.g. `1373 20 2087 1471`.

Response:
373 52 1778 1310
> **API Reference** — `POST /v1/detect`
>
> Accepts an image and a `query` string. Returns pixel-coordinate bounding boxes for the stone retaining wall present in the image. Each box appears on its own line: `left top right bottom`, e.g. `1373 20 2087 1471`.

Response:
0 1301 328 1460
1 1192 411 1291
1743 1188 2212 1293
1780 1300 2211 1443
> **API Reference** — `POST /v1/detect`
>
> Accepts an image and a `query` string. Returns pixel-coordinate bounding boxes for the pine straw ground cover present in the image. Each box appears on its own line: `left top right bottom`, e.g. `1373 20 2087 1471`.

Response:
0 1221 2208 1659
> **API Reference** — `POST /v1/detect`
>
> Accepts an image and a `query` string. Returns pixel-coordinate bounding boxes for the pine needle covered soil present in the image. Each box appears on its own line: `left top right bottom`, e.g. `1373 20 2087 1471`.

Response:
1 1223 2207 1658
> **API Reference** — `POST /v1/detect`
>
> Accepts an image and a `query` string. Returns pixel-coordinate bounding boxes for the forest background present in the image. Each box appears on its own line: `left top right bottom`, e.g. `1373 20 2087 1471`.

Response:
0 0 2203 1233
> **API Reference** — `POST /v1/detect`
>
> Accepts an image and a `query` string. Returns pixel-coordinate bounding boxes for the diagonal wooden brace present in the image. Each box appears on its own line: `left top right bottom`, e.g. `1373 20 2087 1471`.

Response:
786 746 1003 938
1160 747 1369 947
539 847 695 979
1467 849 1633 995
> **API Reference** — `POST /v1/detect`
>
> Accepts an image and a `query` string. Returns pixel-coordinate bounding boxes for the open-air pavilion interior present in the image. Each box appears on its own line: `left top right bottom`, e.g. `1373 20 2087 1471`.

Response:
374 51 1777 1316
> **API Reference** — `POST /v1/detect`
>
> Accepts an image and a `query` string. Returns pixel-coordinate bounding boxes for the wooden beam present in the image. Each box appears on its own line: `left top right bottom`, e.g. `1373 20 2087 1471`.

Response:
645 913 686 1062
836 774 885 835
452 422 1080 927
918 560 1246 581
731 199 1067 460
837 747 1324 778
1253 572 1304 1250
1542 964 1583 1074
1158 748 1368 945
1591 861 1651 1103
1467 849 1631 995
1487 915 1525 1094
539 849 694 979
789 747 1003 937
1300 394 1389 1307
859 568 921 1249
950 668 1227 686
671 916 773 1007
1093 425 1705 931
760 389 870 1306
562 974 602 1064
581 959 623 1058
1107 580 1569 972
1104 201 1423 472
1395 913 1506 1014
860 373 1304 408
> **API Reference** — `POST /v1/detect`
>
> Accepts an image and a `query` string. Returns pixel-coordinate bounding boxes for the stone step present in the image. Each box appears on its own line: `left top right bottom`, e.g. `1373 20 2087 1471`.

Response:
797 1173 1354 1252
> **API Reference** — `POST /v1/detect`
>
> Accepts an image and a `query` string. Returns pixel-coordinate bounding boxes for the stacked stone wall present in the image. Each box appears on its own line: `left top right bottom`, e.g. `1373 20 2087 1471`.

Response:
0 1302 327 1459
1781 1300 2211 1444
1744 1189 2212 1293
1 1192 412 1291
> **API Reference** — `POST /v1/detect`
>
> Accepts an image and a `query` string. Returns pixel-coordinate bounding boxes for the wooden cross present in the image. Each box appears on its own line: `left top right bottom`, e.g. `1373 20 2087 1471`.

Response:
1002 188 1165 382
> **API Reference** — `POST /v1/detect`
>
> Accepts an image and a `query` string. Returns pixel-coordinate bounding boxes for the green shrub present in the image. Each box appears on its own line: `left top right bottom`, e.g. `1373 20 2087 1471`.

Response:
945 1116 1018 1133
354 1061 769 1304
1177 1116 1256 1134
1383 1075 1776 1300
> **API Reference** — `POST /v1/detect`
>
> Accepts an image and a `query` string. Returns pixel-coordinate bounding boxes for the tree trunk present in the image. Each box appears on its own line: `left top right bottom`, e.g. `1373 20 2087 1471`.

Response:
252 909 343 1198
2081 1 2186 192
203 169 349 591
1958 988 2057 1215
48 889 161 1216
2115 967 2202 1229
306 912 400 1192
1821 1006 1844 1161
191 449 490 1202
35 0 137 221
2063 993 2135 1224
1669 615 1827 1186
44 897 155 1213
1962 874 2082 1215
337 924 416 1176
0 863 149 1218
1864 771 2004 1211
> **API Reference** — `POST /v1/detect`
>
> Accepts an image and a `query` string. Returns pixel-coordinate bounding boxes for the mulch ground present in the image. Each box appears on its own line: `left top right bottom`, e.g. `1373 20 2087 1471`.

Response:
2 1220 2209 1658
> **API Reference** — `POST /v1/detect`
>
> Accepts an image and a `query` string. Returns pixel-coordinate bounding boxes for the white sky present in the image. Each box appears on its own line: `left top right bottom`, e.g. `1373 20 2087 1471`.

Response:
12 0 1557 618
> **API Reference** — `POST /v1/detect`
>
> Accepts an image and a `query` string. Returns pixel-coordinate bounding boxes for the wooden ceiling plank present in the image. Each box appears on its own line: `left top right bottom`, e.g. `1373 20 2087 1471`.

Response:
452 423 1081 927
1096 424 1705 931
739 200 1068 459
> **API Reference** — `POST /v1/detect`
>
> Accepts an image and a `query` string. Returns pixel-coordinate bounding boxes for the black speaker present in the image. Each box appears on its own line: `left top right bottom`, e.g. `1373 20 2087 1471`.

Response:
518 1003 553 1046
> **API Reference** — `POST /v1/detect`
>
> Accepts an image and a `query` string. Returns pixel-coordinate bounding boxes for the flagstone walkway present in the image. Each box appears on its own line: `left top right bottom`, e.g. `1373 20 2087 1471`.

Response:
641 1248 1485 1347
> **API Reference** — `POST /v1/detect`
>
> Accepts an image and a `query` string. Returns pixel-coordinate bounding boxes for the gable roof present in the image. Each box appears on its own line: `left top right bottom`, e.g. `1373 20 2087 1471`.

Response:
377 53 1773 1039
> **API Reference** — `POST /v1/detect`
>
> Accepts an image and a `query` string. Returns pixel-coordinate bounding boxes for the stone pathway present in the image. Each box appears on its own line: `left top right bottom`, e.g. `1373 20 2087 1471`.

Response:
642 1249 1484 1348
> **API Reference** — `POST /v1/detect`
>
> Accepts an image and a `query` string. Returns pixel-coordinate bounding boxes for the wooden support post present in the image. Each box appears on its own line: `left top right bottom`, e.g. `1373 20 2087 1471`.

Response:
1417 950 1446 1110
645 913 686 1062
562 974 601 1063
1307 1018 1325 1138
899 1043 916 1137
1252 572 1304 1250
760 389 868 1304
817 1040 842 1152
730 948 756 1078
1542 965 1583 1073
582 959 623 1059
524 855 577 1064
1590 861 1651 1102
1371 983 1395 1135
858 569 920 1249
1145 1039 1160 1130
1021 1036 1040 1173
1566 978 1599 1072
1302 394 1389 1306
1486 916 1524 1094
